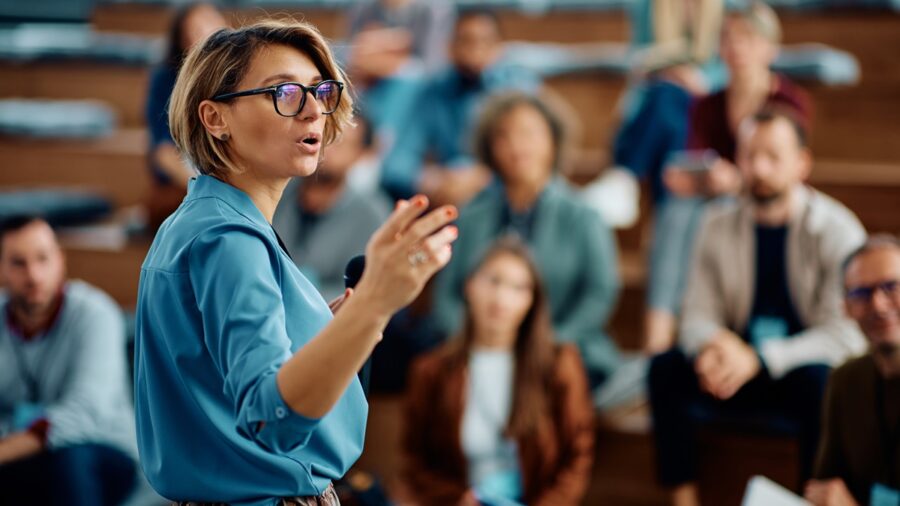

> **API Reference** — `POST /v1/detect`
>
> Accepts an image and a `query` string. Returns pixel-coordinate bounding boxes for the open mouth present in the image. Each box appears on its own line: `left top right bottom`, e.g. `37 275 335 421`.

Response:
299 133 321 146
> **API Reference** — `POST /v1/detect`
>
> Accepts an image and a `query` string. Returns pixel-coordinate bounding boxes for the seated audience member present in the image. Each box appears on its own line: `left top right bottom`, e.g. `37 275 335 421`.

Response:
644 0 813 352
380 9 541 204
433 92 621 388
806 235 900 506
346 0 455 147
404 238 594 505
613 0 726 202
648 109 867 506
273 117 391 301
144 2 228 230
0 216 137 505
348 0 455 76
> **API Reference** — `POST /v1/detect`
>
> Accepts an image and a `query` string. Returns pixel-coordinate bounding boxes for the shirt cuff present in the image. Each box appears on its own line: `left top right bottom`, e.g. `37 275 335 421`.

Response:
246 373 322 453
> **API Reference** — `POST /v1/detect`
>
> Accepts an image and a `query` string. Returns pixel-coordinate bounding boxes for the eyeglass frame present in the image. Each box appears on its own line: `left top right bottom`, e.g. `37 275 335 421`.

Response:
846 279 900 307
210 80 344 117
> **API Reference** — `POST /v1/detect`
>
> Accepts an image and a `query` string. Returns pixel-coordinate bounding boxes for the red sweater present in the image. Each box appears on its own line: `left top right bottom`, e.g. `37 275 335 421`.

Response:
686 74 813 163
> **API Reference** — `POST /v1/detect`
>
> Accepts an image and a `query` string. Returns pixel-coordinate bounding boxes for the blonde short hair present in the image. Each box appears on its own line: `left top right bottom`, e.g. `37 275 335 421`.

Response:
729 1 782 44
168 19 353 178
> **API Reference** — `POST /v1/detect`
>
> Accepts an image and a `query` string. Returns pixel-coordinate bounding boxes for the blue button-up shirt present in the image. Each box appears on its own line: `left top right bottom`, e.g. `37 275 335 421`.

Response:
134 175 368 505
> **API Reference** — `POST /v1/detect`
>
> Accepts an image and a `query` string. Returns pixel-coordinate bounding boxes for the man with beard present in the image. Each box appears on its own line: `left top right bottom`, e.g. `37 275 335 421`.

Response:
0 216 136 505
379 9 540 205
647 108 867 506
806 235 900 506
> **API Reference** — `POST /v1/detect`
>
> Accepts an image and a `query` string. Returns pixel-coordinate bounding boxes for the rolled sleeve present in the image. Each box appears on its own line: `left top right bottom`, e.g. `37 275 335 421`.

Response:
246 372 321 453
189 224 323 453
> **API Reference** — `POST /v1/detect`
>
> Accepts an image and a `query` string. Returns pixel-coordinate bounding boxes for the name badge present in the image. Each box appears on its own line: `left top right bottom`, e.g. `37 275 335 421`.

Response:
748 316 788 349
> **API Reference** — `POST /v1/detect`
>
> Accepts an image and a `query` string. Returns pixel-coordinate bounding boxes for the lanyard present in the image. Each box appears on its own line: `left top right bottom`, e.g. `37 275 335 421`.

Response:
875 370 900 489
7 334 40 403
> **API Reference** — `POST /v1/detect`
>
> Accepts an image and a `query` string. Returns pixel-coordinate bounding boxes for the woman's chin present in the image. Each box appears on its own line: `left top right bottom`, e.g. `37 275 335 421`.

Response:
291 160 320 178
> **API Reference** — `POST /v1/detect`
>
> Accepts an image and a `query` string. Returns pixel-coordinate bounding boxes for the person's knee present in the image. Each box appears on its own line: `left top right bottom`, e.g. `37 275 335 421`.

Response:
648 348 692 394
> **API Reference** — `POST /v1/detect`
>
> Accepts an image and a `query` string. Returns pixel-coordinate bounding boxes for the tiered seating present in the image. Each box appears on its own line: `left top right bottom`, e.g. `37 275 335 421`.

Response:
0 128 149 207
2 3 898 504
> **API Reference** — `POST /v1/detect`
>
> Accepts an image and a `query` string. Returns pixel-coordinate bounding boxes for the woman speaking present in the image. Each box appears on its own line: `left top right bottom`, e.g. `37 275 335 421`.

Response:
133 20 458 505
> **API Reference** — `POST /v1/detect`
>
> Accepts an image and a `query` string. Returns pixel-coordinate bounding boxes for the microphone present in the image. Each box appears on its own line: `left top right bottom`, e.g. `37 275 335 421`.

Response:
343 255 365 289
344 255 372 396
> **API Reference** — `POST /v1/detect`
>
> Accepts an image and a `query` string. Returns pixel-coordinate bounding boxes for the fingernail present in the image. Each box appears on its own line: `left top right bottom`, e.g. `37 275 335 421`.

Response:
395 199 407 210
413 195 427 207
445 206 457 218
448 225 458 238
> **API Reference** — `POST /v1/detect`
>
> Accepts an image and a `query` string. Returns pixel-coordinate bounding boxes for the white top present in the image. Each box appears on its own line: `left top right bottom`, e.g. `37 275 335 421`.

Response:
460 348 522 499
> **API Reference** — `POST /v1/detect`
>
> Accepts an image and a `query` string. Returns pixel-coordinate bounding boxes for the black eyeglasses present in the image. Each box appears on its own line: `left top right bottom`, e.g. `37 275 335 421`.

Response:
846 280 900 306
211 80 344 117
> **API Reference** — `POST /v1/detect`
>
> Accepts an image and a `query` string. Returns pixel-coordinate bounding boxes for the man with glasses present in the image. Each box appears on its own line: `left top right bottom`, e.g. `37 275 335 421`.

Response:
806 235 900 506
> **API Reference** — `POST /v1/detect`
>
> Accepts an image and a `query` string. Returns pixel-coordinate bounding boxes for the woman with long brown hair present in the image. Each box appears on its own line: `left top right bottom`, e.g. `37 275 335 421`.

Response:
403 238 594 505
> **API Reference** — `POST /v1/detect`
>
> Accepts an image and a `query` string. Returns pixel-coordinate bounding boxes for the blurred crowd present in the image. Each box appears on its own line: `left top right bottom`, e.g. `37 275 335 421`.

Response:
1 0 898 505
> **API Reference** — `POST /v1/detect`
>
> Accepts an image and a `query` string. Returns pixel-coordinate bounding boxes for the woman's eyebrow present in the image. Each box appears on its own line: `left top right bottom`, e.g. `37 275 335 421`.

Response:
260 73 324 86
260 73 296 86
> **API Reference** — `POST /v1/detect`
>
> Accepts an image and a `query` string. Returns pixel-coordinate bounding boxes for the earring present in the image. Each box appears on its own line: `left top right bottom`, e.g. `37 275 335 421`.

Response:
220 133 230 141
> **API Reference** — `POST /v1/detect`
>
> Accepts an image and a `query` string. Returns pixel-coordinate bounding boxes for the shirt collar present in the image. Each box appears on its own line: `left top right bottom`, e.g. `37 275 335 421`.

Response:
185 175 271 228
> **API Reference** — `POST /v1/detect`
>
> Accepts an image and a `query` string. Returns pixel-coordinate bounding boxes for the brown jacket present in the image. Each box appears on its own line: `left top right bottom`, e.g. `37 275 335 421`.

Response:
402 343 595 506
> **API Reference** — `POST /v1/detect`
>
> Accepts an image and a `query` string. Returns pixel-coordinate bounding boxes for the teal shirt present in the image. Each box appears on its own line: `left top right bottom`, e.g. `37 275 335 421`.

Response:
134 175 367 505
433 179 622 378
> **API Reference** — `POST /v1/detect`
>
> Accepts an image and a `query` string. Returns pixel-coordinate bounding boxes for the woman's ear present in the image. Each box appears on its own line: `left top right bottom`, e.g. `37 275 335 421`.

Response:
198 99 230 141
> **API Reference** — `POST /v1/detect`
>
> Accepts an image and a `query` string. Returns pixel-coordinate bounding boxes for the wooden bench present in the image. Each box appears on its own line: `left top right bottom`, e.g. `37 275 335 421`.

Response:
69 5 900 164
810 159 900 234
91 3 348 39
0 128 150 208
0 62 150 128
63 237 149 309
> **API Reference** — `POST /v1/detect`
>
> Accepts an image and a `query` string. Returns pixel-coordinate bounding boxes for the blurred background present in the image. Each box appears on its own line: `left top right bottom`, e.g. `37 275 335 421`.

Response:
0 0 897 504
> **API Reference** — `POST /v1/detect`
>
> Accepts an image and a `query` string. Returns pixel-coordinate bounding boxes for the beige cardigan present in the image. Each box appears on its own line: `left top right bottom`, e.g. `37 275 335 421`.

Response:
680 186 868 378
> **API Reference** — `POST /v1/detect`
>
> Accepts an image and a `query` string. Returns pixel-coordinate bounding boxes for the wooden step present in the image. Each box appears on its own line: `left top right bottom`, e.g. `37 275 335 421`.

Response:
0 62 150 127
63 237 149 309
0 128 150 207
58 6 900 165
809 160 900 234
91 3 347 39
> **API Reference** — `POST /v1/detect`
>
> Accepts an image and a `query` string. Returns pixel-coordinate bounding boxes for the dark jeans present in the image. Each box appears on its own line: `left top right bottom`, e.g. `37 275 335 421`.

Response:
613 80 693 204
648 348 830 488
0 443 136 506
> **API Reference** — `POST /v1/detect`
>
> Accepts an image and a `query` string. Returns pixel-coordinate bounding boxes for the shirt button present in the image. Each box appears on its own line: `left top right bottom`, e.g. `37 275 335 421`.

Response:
275 407 287 419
